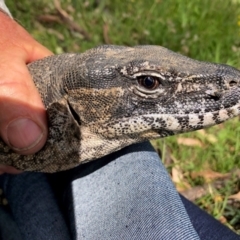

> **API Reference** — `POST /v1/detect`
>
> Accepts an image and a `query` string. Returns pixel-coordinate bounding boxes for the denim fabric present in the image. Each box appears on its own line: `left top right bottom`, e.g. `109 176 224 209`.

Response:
0 206 22 240
0 173 71 240
0 142 239 239
55 142 199 239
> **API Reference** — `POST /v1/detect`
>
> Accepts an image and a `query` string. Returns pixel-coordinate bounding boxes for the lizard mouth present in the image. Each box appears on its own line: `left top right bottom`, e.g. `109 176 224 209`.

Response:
97 99 240 140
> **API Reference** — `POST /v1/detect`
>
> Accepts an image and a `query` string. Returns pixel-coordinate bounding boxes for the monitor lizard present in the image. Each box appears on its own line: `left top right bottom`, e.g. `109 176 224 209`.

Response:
0 45 239 172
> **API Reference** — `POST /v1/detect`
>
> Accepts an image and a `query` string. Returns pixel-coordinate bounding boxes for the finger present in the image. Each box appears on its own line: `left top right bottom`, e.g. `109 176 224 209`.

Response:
0 12 53 62
0 165 22 174
0 55 48 155
26 41 53 62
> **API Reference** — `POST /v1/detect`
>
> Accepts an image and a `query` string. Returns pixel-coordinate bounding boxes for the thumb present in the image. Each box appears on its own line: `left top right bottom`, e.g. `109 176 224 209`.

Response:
0 54 48 154
0 12 52 155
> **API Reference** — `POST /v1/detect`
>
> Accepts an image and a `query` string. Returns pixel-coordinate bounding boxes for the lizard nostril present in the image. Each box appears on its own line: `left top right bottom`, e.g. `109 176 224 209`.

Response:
229 80 238 87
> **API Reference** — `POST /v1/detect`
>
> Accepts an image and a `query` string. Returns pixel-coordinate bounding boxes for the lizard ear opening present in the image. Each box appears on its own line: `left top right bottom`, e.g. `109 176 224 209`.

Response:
67 101 81 125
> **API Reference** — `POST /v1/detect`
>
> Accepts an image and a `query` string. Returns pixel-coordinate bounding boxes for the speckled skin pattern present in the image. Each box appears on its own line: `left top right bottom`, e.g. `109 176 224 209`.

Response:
0 45 240 172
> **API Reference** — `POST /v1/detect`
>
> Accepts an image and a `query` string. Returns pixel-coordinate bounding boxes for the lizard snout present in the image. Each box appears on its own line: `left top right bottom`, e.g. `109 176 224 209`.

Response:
227 79 239 88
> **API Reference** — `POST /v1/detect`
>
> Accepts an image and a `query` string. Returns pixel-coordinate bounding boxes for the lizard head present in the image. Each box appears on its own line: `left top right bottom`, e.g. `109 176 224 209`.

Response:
22 45 240 171
66 45 240 142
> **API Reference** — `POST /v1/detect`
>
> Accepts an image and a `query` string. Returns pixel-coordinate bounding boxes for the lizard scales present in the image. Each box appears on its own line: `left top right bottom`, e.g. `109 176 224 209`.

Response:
0 45 239 172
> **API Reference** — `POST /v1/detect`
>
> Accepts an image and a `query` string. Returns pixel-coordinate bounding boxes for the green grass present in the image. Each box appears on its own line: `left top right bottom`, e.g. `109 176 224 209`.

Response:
6 0 240 233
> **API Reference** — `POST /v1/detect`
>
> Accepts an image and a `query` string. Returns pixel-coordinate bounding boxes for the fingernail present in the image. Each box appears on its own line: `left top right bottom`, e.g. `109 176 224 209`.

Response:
6 118 43 151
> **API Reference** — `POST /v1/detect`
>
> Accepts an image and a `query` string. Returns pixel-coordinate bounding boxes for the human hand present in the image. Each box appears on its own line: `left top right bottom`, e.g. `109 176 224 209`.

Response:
0 11 53 174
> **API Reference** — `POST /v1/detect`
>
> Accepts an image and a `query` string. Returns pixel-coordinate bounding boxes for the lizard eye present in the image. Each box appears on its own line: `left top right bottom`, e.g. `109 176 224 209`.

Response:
137 76 160 90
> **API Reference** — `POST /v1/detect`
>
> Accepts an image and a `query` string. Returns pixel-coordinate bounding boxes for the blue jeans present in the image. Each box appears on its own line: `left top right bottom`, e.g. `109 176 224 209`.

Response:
0 142 239 239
